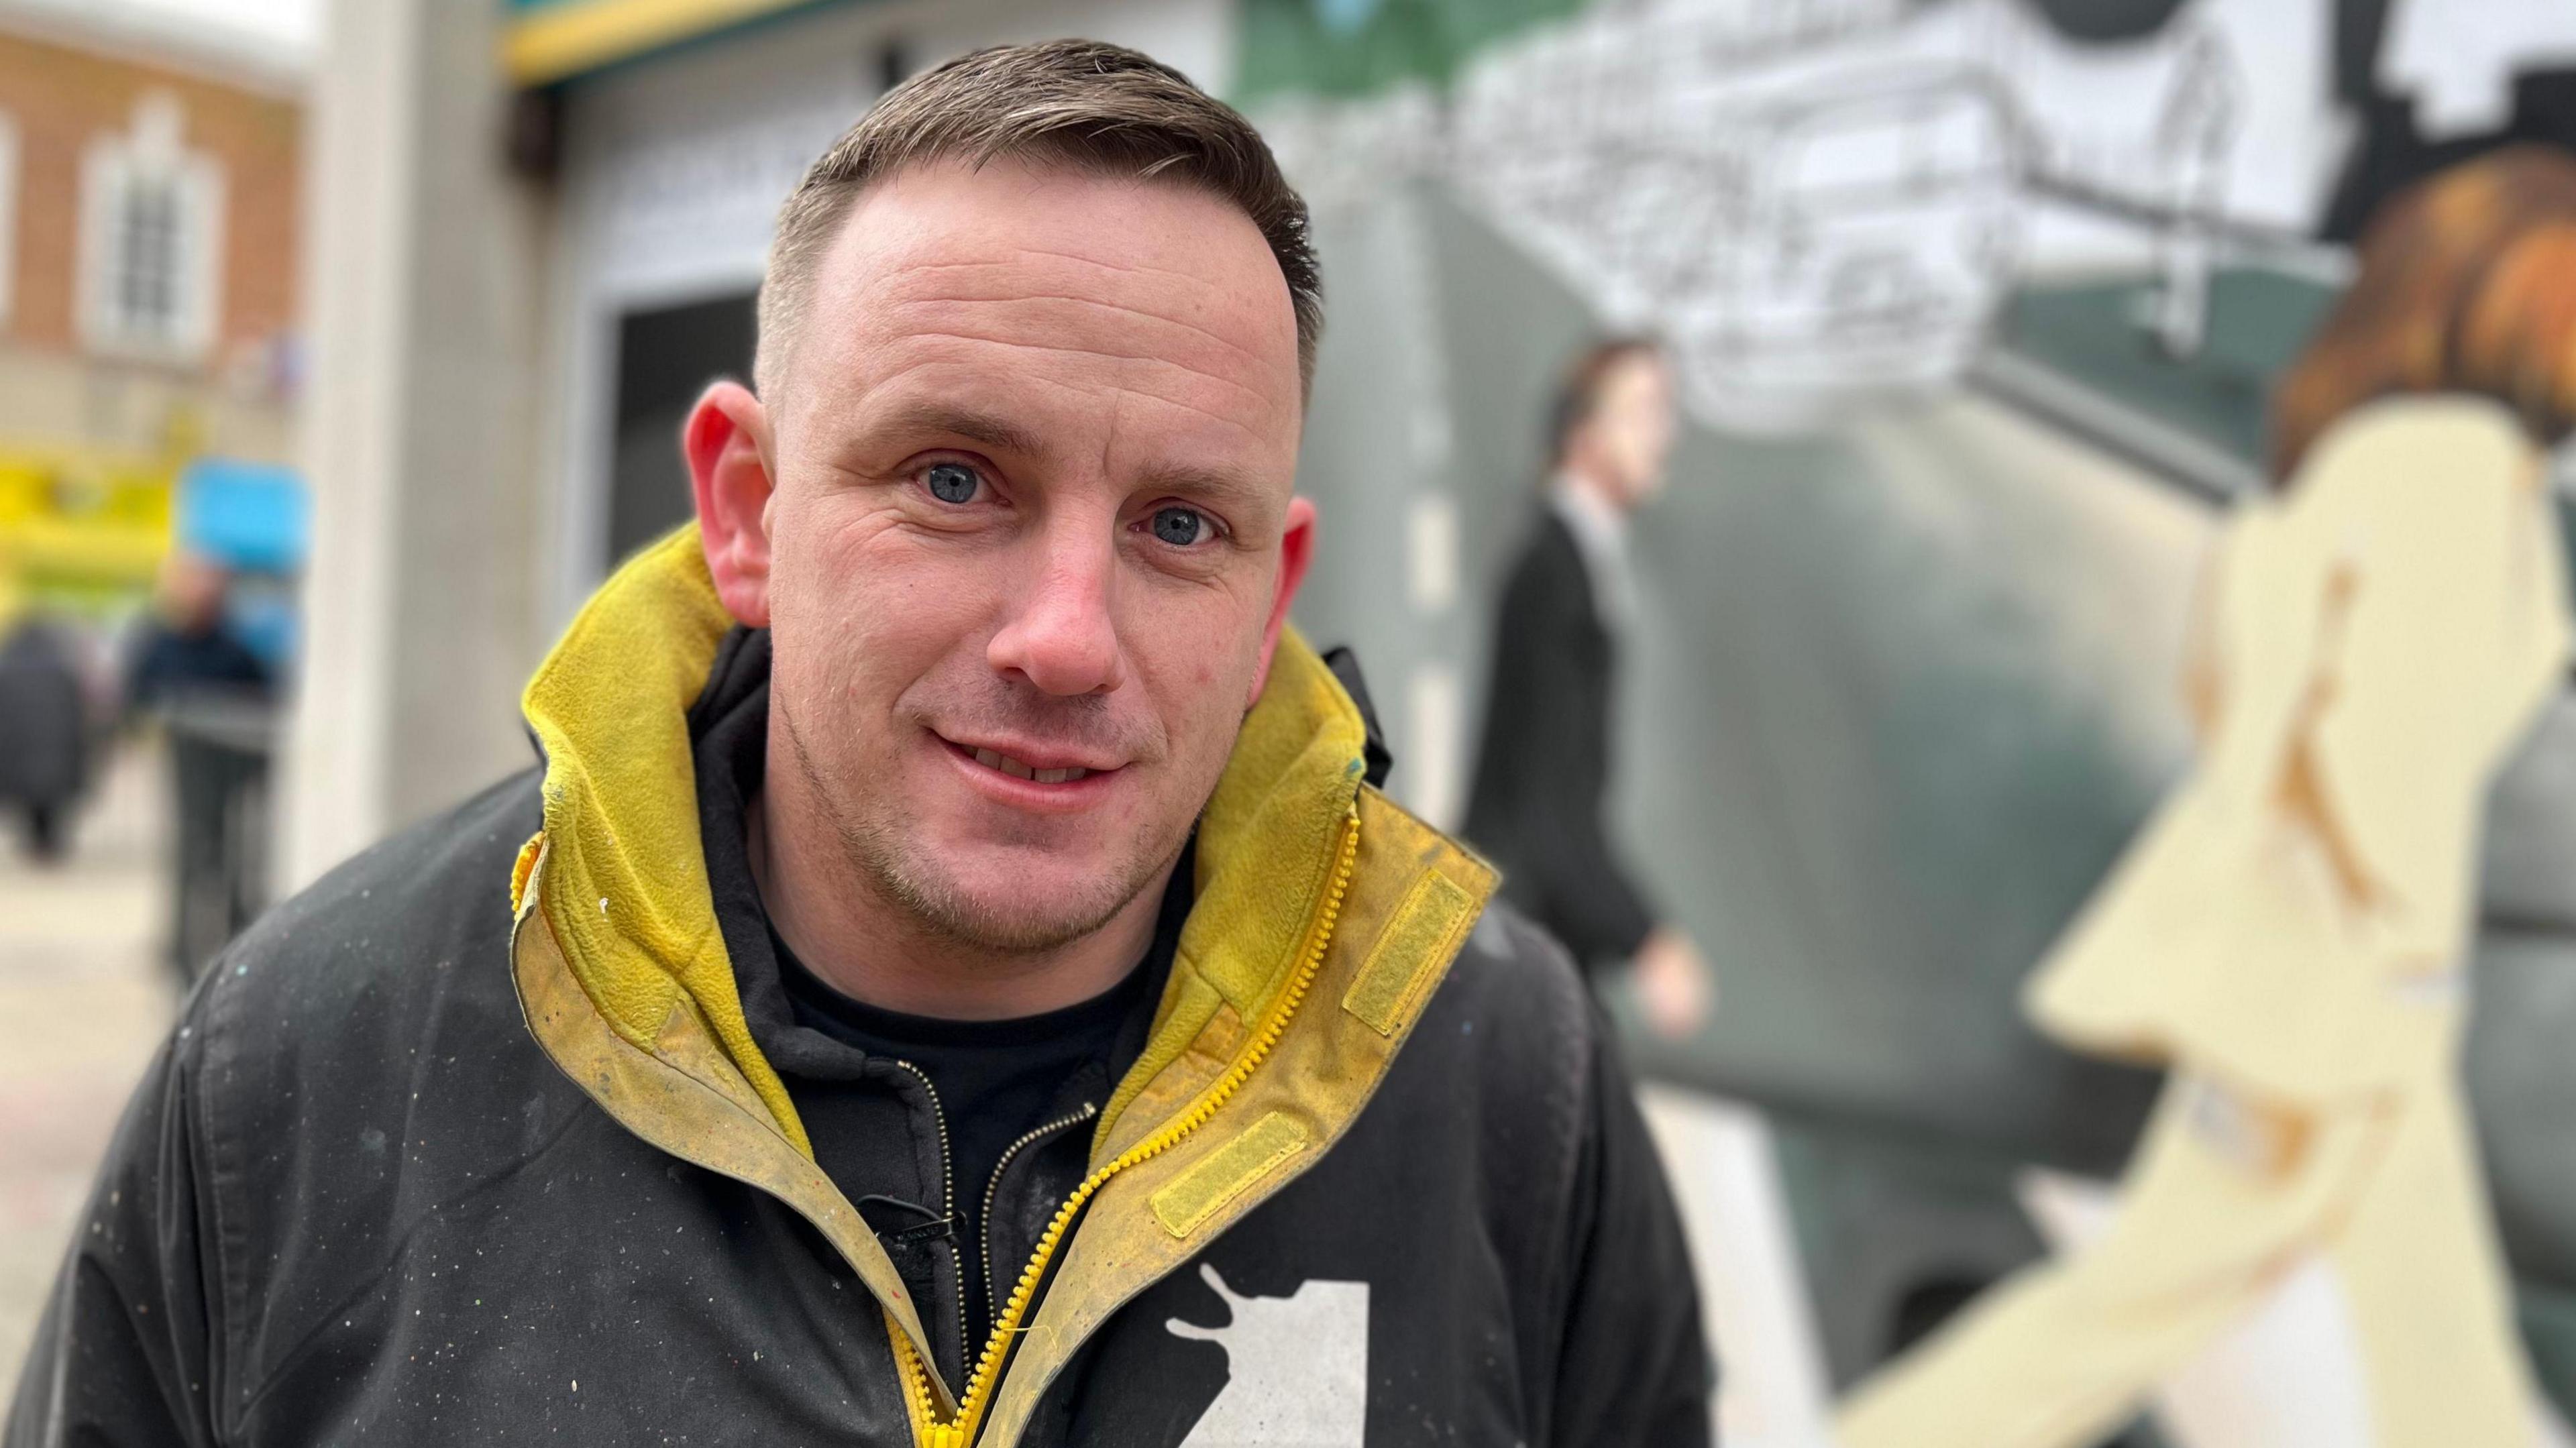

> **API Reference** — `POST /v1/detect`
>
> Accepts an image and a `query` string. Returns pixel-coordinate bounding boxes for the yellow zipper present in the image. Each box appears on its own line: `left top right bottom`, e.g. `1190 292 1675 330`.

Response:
896 805 1362 1448
981 1101 1102 1324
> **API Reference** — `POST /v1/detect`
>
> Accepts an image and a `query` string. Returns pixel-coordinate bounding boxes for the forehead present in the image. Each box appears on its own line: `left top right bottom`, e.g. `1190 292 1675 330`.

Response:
781 157 1303 468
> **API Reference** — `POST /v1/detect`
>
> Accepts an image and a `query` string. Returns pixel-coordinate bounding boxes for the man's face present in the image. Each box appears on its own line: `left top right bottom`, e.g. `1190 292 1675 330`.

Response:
732 159 1308 952
1587 351 1676 506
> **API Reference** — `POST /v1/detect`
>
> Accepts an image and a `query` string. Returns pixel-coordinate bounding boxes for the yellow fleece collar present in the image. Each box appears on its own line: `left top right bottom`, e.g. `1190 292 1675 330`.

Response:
516 525 1370 1158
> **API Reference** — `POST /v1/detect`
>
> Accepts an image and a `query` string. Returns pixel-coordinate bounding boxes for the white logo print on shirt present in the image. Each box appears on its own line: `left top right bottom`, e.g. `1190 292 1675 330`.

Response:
1167 1263 1370 1446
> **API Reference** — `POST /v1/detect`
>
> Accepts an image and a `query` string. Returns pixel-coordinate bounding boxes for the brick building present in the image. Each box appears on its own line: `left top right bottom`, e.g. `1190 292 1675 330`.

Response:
0 9 302 466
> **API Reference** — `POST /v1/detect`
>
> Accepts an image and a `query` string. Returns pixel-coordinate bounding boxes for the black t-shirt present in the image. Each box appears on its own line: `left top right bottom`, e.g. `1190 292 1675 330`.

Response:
773 927 1144 1217
764 872 1188 1349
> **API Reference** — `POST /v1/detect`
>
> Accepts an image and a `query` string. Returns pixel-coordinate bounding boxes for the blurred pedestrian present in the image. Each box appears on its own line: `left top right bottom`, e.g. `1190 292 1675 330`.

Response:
1839 145 2576 1448
1466 337 1713 1037
0 590 88 863
125 548 274 984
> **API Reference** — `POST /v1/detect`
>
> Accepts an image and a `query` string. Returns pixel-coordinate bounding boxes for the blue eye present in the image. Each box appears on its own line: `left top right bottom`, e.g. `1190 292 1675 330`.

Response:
925 463 980 504
1150 506 1208 546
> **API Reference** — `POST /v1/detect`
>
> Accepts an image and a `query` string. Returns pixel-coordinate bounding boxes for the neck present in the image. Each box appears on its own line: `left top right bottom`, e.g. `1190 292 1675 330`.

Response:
747 741 1173 1022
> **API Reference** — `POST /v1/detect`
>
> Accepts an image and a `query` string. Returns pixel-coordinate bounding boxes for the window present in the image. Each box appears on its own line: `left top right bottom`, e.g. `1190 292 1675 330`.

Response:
606 292 756 567
80 93 223 361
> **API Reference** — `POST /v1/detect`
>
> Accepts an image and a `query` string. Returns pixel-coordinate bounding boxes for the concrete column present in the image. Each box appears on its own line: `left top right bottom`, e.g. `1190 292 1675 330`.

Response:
280 0 556 889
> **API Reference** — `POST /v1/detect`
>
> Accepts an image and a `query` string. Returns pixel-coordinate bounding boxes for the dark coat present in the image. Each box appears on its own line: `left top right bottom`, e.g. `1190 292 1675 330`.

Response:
0 620 87 807
1464 512 1658 968
9 698 1711 1444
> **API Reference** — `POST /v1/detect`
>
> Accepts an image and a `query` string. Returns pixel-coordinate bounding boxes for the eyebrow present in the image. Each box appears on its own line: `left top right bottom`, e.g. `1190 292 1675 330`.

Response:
1134 459 1273 516
874 400 1049 459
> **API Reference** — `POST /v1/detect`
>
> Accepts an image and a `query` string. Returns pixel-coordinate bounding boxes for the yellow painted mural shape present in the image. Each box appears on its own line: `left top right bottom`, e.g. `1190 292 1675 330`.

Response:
1839 394 2571 1448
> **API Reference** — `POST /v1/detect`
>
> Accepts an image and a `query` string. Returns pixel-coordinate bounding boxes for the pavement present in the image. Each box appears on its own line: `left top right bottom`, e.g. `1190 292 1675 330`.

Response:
0 743 177 1390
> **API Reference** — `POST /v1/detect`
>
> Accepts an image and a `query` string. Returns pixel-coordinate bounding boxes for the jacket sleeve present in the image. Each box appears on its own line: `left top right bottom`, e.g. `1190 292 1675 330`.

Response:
1548 1005 1713 1446
5 1015 221 1448
1477 539 1658 966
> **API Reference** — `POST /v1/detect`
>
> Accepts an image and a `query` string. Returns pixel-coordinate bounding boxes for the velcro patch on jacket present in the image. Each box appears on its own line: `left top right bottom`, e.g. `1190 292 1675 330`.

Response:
1152 1111 1311 1238
1342 871 1477 1036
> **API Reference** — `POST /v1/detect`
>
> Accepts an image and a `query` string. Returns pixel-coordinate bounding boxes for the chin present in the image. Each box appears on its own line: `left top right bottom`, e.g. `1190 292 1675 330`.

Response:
880 834 1162 954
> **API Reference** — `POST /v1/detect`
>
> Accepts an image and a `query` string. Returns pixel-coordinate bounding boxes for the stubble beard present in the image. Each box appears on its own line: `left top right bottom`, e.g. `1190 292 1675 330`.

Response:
778 689 1191 956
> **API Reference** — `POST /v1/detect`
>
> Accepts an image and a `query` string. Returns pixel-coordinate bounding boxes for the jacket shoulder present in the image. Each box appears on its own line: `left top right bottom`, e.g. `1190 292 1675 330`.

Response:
176 769 572 1384
205 766 542 1028
189 766 549 1147
186 765 549 1137
1409 895 1604 1176
1444 895 1595 1038
1356 895 1623 1334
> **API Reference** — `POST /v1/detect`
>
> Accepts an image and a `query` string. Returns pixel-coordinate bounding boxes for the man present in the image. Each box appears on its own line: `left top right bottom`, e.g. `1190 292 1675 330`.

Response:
125 550 277 981
0 602 87 864
9 43 1709 1448
1466 339 1711 1037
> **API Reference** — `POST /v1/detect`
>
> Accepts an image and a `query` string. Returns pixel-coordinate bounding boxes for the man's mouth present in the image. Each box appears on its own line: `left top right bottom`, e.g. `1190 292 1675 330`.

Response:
934 731 1123 790
967 746 1091 785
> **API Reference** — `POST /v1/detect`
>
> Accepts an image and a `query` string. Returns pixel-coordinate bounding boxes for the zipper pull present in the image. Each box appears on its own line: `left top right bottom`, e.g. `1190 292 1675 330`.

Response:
923 1426 967 1448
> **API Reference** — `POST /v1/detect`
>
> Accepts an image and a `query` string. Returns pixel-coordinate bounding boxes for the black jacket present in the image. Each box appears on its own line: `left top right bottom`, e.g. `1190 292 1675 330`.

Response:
8 530 1711 1447
1466 511 1658 966
0 619 87 809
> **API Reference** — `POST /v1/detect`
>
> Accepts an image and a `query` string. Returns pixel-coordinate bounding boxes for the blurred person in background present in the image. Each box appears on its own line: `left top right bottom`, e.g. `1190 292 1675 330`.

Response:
1466 337 1713 1037
0 585 89 863
125 548 274 985
1839 145 2576 1448
7 42 1709 1448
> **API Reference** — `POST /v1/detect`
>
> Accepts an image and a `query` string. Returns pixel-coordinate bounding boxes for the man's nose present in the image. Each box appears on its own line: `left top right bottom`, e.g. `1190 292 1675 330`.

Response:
987 518 1126 696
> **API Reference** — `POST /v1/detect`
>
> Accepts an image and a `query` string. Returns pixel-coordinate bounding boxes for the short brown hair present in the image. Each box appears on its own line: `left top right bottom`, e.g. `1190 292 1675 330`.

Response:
757 40 1321 400
2272 145 2576 478
1548 337 1662 466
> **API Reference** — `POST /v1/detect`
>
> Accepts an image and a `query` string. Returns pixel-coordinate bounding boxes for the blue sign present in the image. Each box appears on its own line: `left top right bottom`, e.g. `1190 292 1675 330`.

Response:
176 459 309 577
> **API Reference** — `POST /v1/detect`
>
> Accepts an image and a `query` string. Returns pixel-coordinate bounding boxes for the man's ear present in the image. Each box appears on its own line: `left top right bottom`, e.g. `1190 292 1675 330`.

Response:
1248 496 1318 704
686 380 776 627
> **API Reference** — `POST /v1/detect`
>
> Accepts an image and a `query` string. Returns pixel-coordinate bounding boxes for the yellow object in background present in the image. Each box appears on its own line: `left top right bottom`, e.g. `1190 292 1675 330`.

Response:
1838 396 2571 1448
0 443 176 614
